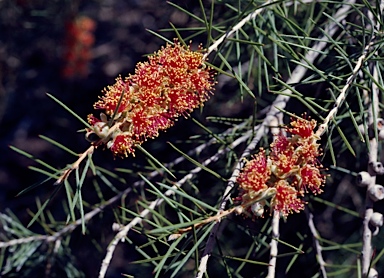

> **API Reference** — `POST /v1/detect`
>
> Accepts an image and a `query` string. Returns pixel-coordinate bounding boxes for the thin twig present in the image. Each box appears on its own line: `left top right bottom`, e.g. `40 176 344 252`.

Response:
314 37 375 138
307 211 327 278
176 207 238 234
267 210 280 278
361 46 380 277
360 6 383 275
56 120 126 184
56 146 95 184
174 190 277 236
203 0 274 60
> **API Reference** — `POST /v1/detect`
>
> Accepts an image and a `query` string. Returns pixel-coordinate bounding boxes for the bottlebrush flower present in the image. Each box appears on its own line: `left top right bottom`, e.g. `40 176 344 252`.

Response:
236 116 325 218
86 39 215 157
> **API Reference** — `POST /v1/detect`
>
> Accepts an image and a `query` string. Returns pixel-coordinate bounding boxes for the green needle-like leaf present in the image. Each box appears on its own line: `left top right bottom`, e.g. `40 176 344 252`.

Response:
27 183 63 228
46 93 91 129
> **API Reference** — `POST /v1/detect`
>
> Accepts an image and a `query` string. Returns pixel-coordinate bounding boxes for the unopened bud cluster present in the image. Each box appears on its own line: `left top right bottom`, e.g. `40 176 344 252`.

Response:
358 118 384 140
357 167 384 236
86 39 215 157
236 116 326 217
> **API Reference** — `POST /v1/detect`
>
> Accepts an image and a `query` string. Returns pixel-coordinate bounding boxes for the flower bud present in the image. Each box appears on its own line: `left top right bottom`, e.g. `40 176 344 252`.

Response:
368 184 384 202
93 122 110 139
379 129 384 141
367 118 384 138
168 233 182 241
234 206 244 215
356 171 372 187
112 222 123 232
370 212 383 227
251 202 264 217
376 118 384 130
370 162 384 175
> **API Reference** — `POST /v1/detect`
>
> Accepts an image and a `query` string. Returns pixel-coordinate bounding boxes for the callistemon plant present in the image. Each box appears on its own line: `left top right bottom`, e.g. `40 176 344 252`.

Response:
237 116 326 218
86 39 215 157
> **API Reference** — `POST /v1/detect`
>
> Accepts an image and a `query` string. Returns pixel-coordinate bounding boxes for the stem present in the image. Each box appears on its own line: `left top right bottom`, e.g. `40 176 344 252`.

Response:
307 211 327 278
361 55 380 277
175 189 277 236
314 37 375 138
203 0 274 60
55 146 95 184
267 210 280 278
0 190 120 248
177 207 238 234
360 5 382 275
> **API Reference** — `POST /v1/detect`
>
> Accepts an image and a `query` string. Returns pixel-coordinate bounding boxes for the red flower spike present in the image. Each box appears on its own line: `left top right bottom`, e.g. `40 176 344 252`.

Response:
271 180 305 217
236 115 325 219
87 39 215 157
269 135 299 177
130 40 213 117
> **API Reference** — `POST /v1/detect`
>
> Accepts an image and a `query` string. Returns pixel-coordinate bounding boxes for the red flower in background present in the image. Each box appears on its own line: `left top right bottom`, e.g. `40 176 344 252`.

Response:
62 16 96 79
86 40 215 157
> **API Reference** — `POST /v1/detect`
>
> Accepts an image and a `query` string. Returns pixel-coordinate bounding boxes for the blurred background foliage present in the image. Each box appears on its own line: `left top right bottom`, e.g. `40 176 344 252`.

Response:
1 0 384 277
